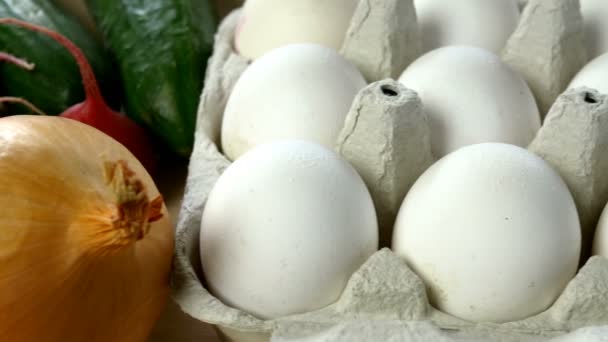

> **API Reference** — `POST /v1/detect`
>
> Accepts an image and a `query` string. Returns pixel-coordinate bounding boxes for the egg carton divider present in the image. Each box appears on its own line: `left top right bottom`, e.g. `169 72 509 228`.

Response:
172 3 608 342
501 0 588 116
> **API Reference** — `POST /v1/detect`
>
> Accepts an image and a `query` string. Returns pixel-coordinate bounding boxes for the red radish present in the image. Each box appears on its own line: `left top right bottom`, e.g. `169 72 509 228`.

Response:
0 18 157 173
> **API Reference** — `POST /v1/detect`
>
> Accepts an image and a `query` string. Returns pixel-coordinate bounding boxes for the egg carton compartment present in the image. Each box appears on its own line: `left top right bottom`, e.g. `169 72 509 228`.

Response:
171 1 608 341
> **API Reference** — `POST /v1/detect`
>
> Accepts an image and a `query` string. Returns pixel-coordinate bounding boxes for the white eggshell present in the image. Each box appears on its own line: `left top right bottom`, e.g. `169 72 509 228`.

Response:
222 44 367 161
398 46 540 158
593 204 608 257
235 0 359 60
568 53 608 94
392 143 581 323
581 0 608 59
415 0 520 54
200 140 379 319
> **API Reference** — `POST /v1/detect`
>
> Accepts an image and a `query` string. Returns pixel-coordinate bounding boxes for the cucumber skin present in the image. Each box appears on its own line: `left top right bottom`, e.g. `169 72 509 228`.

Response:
0 0 120 115
86 0 217 157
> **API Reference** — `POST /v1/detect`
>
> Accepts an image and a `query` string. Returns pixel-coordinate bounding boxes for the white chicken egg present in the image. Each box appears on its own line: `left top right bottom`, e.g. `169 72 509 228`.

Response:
200 140 379 319
398 46 540 158
234 0 359 60
392 143 581 323
568 53 608 94
222 43 367 161
593 204 608 257
581 0 608 59
415 0 520 54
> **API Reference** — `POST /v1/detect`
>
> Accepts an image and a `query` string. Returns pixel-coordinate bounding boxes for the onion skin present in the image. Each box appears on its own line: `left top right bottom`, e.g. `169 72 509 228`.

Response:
0 116 174 342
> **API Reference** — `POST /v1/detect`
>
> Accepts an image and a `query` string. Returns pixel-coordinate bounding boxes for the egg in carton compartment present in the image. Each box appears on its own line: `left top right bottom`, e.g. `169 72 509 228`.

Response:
170 0 608 341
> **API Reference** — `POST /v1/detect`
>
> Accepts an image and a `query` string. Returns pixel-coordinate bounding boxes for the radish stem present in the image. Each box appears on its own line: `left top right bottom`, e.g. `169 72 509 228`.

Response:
0 18 108 111
0 97 48 116
0 52 34 70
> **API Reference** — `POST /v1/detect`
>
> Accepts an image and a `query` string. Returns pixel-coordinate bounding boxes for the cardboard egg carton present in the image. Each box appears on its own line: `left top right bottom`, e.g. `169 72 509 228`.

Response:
171 0 608 341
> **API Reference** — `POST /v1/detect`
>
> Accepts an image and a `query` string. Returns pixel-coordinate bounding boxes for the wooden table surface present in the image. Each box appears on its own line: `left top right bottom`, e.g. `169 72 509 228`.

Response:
150 300 220 342
149 161 222 342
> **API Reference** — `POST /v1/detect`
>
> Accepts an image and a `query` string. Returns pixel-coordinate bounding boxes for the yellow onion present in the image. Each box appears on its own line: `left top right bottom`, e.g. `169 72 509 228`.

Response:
0 116 174 342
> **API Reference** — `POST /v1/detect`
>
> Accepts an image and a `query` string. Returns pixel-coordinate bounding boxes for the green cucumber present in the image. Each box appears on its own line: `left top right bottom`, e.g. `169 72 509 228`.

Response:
86 0 217 156
0 0 120 115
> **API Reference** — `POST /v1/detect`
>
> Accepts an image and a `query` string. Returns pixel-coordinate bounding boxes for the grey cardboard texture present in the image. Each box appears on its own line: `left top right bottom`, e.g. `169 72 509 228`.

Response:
171 1 608 341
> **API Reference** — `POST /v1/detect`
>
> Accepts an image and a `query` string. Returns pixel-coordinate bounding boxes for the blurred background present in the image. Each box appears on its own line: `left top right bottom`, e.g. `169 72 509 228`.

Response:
215 0 243 18
146 3 243 342
53 0 243 33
